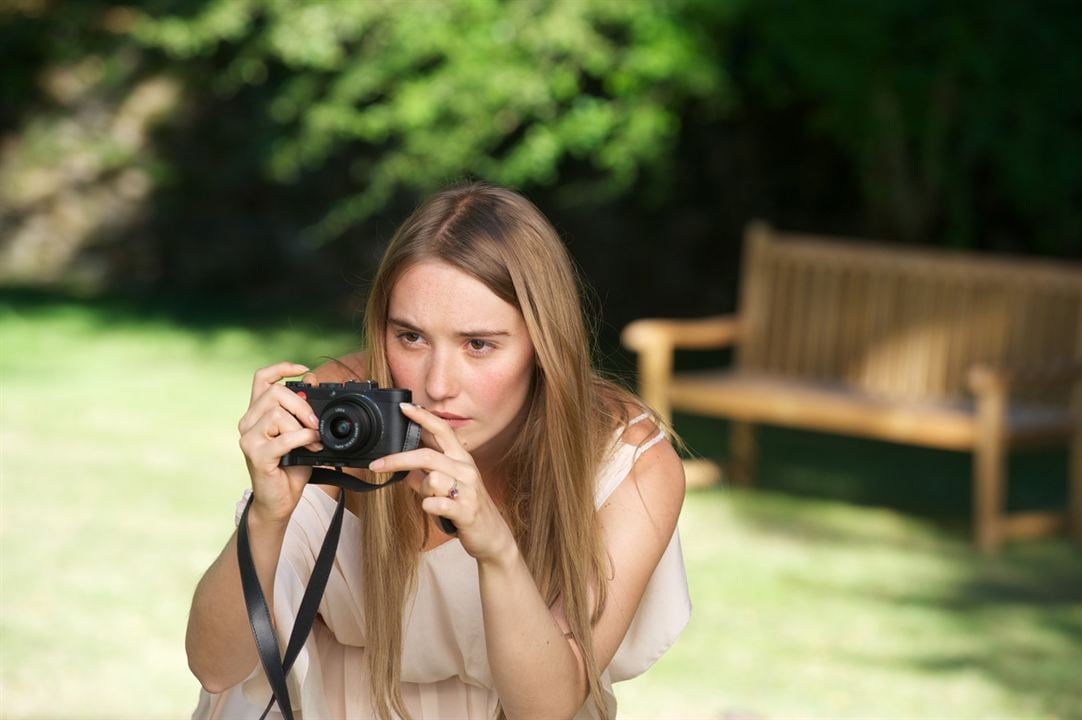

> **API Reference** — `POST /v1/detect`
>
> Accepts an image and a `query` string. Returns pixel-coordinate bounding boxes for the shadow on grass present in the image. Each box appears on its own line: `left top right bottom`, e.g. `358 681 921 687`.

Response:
0 284 363 333
713 482 1081 718
856 593 1082 719
0 285 366 365
702 485 1082 718
677 413 1070 524
838 641 1082 720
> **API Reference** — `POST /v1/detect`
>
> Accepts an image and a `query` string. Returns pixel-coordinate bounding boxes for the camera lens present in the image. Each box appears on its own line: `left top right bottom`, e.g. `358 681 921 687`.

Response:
318 397 380 454
331 418 353 439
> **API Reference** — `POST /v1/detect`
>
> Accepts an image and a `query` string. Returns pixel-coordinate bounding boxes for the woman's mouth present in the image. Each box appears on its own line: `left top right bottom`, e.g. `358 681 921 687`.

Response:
431 410 471 428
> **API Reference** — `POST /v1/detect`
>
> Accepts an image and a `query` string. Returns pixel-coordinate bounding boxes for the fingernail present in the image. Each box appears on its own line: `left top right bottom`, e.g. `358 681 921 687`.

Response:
313 443 323 451
369 458 385 470
400 402 414 410
309 414 319 426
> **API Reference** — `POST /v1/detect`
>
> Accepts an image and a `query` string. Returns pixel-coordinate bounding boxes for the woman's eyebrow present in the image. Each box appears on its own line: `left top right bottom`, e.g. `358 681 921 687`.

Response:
388 317 511 338
388 317 420 332
460 329 512 338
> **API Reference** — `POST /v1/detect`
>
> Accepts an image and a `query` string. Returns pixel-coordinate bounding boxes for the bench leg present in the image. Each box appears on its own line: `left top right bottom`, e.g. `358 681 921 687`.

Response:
974 385 1008 555
973 439 1006 555
730 422 757 488
1070 423 1082 544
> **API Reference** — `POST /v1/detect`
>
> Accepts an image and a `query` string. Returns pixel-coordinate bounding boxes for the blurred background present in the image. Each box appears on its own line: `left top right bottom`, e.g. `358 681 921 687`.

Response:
2 0 1080 718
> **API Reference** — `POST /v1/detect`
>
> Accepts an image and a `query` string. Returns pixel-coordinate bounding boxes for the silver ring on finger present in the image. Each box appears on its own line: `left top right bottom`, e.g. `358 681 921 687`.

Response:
447 478 460 500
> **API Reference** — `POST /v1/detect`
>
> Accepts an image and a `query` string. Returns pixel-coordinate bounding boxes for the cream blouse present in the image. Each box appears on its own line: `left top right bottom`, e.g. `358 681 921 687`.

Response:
193 413 691 719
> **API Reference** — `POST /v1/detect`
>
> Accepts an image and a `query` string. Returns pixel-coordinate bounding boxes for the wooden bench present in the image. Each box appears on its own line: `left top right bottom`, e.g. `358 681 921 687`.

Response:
622 221 1082 554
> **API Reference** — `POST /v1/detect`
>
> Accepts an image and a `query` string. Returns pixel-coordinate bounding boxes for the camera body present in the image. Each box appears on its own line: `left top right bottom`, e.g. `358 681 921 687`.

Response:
280 380 413 468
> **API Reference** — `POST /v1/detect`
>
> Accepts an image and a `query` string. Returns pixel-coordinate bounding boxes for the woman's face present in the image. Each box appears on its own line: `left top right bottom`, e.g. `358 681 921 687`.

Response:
385 260 536 462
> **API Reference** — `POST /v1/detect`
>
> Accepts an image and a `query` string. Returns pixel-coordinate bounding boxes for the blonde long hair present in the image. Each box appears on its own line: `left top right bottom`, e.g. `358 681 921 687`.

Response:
355 182 642 720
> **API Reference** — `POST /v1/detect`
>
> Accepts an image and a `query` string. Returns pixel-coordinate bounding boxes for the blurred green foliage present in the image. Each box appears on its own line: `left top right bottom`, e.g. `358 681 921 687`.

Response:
1 0 1078 309
128 0 730 240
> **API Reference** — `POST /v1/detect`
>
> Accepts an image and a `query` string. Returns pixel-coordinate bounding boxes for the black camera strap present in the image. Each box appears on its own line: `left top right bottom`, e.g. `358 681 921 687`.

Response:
236 420 424 720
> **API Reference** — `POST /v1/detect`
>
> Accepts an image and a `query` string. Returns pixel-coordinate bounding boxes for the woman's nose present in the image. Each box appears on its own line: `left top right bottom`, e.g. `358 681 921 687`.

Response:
424 349 459 400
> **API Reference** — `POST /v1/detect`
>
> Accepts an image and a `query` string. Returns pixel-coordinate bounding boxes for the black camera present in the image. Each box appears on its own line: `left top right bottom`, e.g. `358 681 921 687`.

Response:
281 381 414 468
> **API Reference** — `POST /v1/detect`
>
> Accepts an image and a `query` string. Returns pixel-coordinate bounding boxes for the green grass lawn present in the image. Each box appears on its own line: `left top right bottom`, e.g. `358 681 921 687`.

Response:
2 292 1080 719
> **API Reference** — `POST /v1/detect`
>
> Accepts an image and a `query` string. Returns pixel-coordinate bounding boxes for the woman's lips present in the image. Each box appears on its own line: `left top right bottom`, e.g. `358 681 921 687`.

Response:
431 410 471 428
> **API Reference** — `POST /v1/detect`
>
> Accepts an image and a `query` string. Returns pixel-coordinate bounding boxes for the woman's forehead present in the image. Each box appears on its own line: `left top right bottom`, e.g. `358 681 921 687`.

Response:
388 260 523 330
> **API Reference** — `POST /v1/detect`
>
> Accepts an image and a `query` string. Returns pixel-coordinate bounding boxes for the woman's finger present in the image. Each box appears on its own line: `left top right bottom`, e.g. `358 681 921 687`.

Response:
397 402 473 461
369 447 473 479
402 469 427 494
243 416 317 471
266 427 322 460
270 383 320 429
240 383 319 436
421 495 467 524
254 405 304 441
250 361 310 404
421 470 461 499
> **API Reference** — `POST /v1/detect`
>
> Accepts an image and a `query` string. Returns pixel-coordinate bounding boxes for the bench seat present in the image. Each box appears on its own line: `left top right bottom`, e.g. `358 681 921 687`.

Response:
670 370 1073 451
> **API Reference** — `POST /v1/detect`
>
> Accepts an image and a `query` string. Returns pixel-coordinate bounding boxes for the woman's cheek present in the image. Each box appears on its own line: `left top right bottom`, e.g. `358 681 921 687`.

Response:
474 358 533 415
472 370 508 411
385 349 417 391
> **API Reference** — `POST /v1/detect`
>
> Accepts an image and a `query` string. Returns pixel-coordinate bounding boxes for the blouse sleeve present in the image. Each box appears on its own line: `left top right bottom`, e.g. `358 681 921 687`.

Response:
570 529 690 720
606 526 690 682
590 427 693 690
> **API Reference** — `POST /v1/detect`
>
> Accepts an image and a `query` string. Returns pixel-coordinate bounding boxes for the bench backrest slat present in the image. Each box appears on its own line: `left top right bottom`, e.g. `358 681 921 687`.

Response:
736 223 1082 404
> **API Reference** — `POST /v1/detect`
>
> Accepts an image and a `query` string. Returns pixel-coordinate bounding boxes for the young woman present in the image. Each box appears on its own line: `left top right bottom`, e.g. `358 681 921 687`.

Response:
187 182 690 719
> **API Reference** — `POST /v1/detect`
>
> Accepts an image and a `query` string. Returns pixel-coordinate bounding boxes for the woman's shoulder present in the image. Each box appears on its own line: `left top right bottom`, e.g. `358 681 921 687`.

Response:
308 350 369 384
596 403 685 558
612 401 684 490
610 400 663 447
592 400 683 500
593 379 669 451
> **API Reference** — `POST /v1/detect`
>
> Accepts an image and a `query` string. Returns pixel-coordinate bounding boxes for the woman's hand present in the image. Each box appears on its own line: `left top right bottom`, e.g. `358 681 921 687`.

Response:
369 403 515 565
237 361 323 525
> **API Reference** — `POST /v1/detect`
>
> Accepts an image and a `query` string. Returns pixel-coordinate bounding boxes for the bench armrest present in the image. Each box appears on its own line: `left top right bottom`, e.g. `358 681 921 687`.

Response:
620 314 741 422
621 315 742 353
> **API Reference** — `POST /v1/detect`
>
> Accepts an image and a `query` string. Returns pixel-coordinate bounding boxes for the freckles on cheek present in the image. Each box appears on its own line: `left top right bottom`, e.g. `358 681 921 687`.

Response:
385 349 416 391
474 374 510 409
475 361 533 413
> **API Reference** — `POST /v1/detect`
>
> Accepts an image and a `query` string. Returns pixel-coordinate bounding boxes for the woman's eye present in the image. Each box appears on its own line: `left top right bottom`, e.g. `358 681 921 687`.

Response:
467 339 492 353
399 332 422 344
